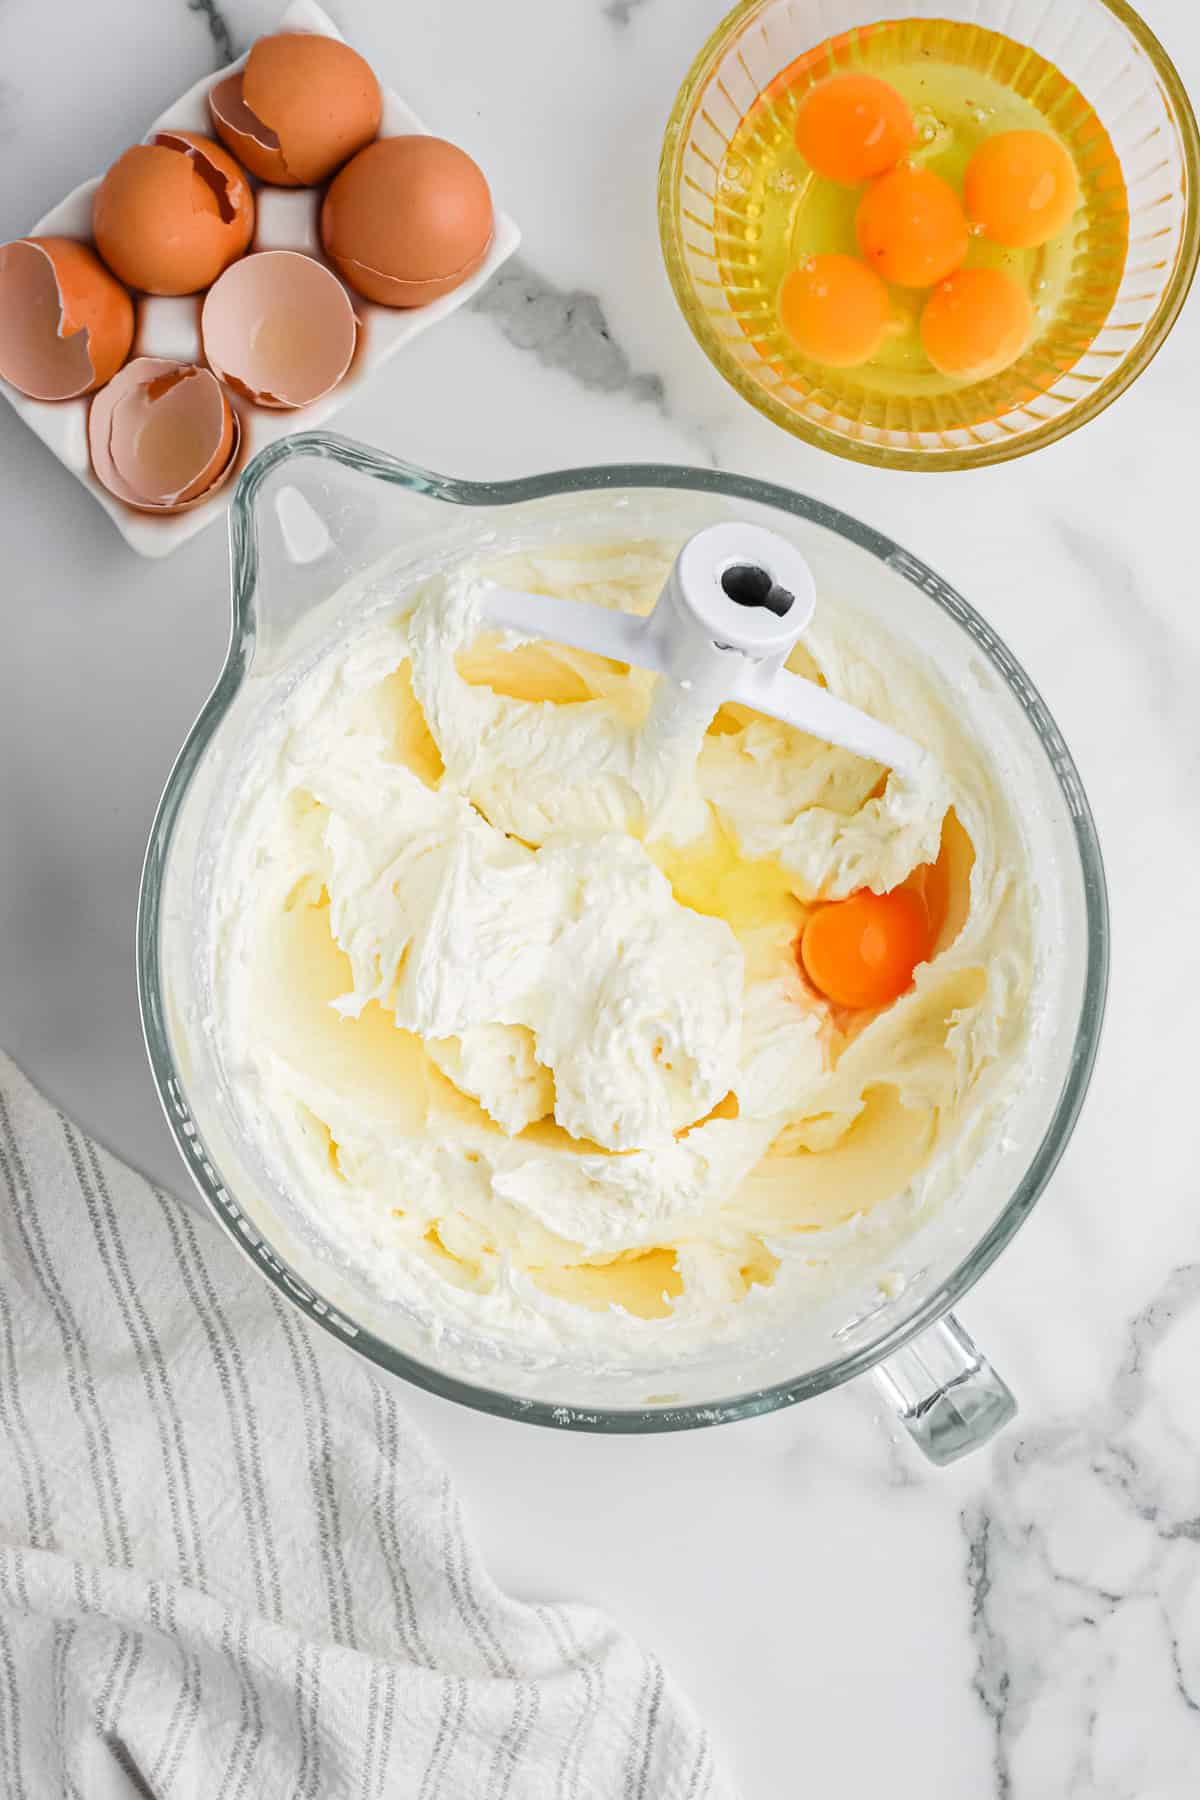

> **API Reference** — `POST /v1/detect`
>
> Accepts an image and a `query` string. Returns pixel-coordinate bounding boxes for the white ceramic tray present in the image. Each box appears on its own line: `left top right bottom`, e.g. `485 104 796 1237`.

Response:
0 0 520 557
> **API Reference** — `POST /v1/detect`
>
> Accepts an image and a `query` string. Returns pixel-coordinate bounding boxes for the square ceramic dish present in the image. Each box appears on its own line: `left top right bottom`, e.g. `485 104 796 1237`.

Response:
0 0 520 557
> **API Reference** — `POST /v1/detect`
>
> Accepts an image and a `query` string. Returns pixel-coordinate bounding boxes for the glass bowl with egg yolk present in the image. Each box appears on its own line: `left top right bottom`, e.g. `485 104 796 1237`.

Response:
137 433 1108 1465
659 0 1199 468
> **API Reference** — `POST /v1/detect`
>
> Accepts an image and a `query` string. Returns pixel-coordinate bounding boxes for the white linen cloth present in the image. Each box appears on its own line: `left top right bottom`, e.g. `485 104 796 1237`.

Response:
0 1053 733 1799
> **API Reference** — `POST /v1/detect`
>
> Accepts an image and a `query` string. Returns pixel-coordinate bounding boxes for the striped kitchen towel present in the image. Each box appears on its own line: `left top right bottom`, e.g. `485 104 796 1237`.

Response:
0 1053 733 1800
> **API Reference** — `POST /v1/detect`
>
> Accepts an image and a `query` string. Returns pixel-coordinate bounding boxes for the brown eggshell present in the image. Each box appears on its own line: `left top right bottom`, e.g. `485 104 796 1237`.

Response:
201 250 358 409
321 136 493 307
208 74 289 185
93 133 254 296
88 357 238 511
209 32 381 187
0 237 133 400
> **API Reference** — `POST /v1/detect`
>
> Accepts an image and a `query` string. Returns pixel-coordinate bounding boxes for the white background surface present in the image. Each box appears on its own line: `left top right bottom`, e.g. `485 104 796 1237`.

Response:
2 2 1200 1793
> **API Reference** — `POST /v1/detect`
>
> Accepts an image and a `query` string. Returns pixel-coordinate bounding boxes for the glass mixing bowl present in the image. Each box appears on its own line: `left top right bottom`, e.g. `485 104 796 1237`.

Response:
137 432 1108 1463
659 0 1199 468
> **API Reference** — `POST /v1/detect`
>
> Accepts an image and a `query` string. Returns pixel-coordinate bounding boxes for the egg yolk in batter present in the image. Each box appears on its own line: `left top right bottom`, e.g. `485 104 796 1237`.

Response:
800 886 934 1011
964 129 1079 249
779 253 892 367
856 166 968 288
920 265 1033 379
793 72 914 184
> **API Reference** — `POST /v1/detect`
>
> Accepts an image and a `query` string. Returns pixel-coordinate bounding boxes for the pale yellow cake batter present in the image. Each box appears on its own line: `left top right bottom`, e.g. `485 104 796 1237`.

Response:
212 540 1033 1360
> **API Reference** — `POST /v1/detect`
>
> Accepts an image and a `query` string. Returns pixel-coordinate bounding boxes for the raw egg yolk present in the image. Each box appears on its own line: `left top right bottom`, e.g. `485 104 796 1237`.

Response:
793 73 914 185
856 166 968 288
920 266 1033 380
964 130 1079 249
799 887 932 1011
779 254 892 367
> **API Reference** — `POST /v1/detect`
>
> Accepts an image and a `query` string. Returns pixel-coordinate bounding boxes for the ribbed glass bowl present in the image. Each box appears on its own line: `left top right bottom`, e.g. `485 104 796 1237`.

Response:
658 0 1199 468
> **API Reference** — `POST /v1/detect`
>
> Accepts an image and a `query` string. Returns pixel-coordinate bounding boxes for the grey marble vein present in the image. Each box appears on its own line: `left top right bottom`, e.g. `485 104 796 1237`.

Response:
962 1263 1200 1796
473 256 665 408
187 0 236 68
602 0 652 26
1164 1601 1200 1714
964 1506 1016 1798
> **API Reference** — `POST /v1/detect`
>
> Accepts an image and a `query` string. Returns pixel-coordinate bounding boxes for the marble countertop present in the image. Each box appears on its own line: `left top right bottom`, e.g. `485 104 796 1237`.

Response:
2 0 1199 1793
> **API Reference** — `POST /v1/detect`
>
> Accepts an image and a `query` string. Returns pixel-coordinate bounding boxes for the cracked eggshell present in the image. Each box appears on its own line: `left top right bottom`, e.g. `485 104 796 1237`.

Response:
88 357 238 511
0 237 134 400
209 32 381 187
201 250 358 409
321 136 493 307
93 133 255 296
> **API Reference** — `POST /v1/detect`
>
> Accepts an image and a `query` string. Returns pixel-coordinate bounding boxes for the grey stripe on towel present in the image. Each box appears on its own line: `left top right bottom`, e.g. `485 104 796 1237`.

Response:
0 1054 734 1798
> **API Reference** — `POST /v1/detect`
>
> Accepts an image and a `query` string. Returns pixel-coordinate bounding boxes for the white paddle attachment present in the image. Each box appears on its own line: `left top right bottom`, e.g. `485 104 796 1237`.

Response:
480 523 927 778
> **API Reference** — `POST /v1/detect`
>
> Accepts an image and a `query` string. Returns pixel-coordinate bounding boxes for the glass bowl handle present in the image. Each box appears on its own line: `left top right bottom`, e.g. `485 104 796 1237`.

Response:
872 1313 1015 1465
